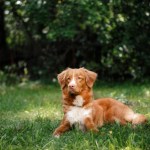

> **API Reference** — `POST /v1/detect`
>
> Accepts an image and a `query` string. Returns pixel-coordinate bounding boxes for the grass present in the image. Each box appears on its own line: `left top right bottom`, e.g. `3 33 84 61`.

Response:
0 81 150 150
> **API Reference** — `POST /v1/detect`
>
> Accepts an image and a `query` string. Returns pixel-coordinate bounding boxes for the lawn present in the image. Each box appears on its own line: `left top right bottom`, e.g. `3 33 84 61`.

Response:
0 81 150 150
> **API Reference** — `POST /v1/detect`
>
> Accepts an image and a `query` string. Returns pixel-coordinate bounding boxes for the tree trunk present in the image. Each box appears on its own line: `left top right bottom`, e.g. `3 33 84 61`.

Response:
0 0 9 68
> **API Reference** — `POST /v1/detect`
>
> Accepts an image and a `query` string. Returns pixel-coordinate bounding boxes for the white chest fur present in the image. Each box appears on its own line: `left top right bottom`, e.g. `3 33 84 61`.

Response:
66 106 91 125
73 95 84 107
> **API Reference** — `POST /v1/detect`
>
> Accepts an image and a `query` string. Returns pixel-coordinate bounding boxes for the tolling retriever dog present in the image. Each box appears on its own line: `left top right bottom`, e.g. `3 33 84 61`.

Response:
53 68 147 137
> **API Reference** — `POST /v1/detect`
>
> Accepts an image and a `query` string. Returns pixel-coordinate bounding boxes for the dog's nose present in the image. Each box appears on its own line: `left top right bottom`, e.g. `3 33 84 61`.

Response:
69 84 75 88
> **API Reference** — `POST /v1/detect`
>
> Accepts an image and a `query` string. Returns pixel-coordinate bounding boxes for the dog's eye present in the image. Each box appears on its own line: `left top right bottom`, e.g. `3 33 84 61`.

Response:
67 77 70 82
78 76 82 80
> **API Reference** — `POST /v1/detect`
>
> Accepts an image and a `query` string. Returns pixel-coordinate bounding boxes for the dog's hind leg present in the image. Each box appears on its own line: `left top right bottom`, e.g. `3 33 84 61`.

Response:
84 117 99 133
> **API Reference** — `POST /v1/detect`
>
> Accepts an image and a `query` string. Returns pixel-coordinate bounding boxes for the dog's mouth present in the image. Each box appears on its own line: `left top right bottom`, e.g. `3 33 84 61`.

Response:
68 87 79 95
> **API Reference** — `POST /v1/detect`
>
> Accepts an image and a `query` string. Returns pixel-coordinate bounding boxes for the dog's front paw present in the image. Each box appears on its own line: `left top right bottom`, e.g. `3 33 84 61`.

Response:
53 131 61 138
53 134 60 138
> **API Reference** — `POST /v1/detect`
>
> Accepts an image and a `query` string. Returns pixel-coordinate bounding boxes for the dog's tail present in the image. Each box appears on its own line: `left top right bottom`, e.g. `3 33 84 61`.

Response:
125 110 147 125
131 113 147 125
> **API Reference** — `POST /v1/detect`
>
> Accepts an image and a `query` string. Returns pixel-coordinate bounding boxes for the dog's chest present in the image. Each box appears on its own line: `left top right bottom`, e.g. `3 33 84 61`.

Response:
73 95 84 107
66 106 91 125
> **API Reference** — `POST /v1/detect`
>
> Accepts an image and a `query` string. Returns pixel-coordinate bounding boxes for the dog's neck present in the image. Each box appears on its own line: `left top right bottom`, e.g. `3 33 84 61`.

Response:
62 87 94 108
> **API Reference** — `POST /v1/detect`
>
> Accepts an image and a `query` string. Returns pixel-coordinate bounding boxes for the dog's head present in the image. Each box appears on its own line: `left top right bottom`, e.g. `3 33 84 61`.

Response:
57 68 97 95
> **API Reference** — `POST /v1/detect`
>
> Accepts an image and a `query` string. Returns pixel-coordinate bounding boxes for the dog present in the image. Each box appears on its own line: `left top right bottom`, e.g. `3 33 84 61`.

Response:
53 68 147 137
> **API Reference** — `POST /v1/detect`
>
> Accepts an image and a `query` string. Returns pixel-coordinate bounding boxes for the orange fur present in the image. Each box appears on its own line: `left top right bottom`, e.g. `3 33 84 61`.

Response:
53 68 147 137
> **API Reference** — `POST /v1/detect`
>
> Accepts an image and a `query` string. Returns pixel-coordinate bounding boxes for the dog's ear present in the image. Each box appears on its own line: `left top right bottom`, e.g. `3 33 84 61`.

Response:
57 69 68 89
82 68 97 88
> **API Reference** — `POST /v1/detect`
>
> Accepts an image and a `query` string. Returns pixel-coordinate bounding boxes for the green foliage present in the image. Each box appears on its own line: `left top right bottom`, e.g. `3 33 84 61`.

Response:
0 61 29 85
3 0 150 80
0 81 150 149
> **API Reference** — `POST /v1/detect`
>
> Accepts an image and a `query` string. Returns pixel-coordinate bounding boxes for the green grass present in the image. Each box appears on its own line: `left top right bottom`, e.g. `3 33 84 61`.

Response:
0 81 150 150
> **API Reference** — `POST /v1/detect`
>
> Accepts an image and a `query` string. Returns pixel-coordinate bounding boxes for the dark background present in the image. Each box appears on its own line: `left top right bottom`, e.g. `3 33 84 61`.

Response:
0 0 150 82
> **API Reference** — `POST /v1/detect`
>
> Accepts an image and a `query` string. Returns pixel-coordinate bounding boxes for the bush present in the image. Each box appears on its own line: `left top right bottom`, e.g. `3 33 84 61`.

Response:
0 61 29 85
2 0 150 80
